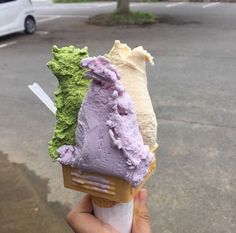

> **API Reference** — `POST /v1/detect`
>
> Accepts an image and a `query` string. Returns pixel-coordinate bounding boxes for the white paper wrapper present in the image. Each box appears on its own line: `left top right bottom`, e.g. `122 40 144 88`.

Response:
92 200 134 233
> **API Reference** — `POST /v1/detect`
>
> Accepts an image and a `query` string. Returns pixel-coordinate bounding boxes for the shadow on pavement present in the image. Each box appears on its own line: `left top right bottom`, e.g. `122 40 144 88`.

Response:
0 151 72 233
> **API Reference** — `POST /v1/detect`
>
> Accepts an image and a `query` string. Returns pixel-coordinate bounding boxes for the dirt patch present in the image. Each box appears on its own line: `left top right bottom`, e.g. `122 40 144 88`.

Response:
88 12 159 26
159 15 201 25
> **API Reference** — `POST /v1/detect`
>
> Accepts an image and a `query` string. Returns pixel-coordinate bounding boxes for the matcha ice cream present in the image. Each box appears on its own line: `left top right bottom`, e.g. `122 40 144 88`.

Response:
47 45 90 160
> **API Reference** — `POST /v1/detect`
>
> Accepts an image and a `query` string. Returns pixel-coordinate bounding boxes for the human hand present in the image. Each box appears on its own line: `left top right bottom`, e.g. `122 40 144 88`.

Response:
132 189 152 233
67 189 151 233
66 195 119 233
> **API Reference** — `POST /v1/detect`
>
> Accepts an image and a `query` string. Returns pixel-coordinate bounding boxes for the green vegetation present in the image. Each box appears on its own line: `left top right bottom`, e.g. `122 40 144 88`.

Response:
89 11 158 26
47 45 90 160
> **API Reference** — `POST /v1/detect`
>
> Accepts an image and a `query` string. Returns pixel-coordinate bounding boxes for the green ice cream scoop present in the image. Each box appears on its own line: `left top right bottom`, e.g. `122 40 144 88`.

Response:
47 45 90 160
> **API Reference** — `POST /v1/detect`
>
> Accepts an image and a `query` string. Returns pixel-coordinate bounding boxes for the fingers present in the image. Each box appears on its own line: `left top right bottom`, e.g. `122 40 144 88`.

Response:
69 195 93 214
67 195 118 233
132 189 152 233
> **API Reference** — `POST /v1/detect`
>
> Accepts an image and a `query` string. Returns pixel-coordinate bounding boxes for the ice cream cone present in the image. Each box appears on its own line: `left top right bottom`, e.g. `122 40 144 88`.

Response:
62 143 158 203
47 42 159 233
92 196 117 208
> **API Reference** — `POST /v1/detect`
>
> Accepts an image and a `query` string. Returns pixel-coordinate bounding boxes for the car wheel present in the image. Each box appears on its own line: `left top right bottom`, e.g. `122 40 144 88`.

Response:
24 16 36 34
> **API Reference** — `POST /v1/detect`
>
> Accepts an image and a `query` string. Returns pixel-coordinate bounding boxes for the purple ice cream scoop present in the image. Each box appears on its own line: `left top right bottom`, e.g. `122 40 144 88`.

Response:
58 56 154 187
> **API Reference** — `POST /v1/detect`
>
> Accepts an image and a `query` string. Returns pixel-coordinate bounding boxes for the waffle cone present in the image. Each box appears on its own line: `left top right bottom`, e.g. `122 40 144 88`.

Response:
62 143 158 203
92 196 117 208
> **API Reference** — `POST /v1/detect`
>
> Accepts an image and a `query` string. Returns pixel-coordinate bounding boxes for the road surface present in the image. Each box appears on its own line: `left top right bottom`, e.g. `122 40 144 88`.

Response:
0 2 236 233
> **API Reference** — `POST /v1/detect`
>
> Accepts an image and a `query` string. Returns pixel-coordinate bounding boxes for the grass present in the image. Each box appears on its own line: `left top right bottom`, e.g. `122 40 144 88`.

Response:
89 11 159 26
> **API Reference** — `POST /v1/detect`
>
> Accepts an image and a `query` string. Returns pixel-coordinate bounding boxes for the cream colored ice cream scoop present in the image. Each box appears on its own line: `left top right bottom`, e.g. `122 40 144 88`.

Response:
107 40 157 148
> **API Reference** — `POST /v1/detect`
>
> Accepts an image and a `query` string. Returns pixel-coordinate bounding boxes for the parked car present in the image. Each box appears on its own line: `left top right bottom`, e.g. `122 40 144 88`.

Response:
0 0 36 37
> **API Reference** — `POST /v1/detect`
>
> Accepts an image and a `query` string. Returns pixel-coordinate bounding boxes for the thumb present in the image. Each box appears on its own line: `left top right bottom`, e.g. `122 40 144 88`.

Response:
132 189 152 233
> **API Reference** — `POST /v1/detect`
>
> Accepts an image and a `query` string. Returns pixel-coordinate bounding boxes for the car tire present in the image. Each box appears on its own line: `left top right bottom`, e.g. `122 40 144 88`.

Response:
24 16 36 34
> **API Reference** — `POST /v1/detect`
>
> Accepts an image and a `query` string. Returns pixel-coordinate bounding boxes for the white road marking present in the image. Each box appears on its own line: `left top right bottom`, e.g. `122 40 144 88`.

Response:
0 41 17 48
34 2 116 10
165 2 186 8
64 15 88 18
202 2 220 8
37 14 89 19
37 15 60 23
34 5 92 10
36 31 49 35
131 3 148 6
97 3 115 8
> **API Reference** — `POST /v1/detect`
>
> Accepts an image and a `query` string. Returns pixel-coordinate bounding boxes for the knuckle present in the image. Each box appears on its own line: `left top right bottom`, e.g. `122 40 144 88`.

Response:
139 209 150 222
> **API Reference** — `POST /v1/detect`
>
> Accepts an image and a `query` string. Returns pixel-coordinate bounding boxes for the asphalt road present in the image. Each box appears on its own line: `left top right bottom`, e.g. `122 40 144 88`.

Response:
0 2 236 233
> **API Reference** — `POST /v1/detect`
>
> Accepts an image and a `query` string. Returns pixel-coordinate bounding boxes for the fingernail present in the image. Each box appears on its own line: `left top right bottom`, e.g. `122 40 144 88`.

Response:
138 189 148 205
